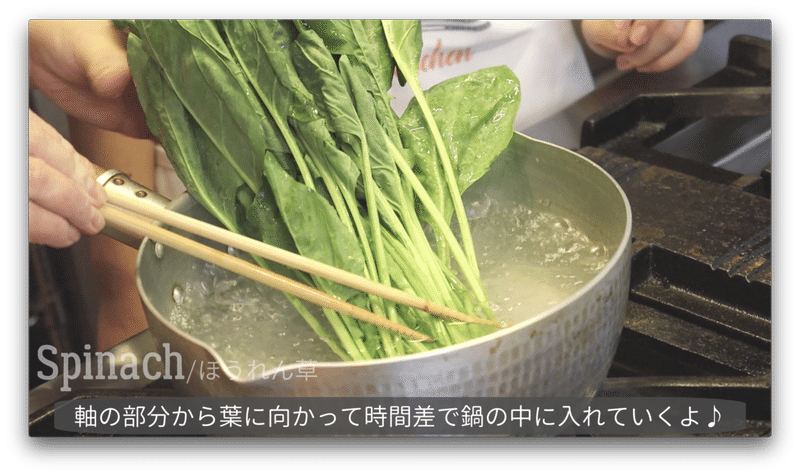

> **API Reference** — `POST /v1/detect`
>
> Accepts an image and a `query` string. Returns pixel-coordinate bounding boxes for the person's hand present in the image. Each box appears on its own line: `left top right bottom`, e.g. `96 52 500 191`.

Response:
28 20 151 139
29 110 107 248
581 20 704 73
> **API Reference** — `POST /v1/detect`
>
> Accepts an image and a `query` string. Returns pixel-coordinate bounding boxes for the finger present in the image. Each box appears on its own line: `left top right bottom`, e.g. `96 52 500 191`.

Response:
28 64 134 135
616 20 695 71
614 20 633 31
635 20 705 73
29 201 82 248
581 20 637 59
28 155 106 237
29 20 130 99
626 20 664 47
28 110 107 206
611 20 635 50
28 155 106 235
72 20 131 99
29 20 152 138
30 65 153 139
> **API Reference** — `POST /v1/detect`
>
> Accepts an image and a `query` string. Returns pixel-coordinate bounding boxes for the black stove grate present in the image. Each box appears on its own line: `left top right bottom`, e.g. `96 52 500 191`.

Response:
583 35 772 436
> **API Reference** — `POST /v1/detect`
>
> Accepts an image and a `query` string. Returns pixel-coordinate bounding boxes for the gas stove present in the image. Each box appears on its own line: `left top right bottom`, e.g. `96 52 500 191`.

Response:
28 20 772 437
570 22 772 436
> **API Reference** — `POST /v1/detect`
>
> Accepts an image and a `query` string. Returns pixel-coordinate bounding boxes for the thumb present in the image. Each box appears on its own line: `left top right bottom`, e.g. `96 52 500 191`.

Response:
75 21 131 99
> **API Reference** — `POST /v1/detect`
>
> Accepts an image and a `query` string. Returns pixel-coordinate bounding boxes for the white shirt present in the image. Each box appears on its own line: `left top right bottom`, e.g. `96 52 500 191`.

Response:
389 20 595 132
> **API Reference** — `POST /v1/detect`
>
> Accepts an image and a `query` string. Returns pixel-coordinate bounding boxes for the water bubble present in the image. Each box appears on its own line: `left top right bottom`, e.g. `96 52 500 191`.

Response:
199 313 213 326
172 285 184 304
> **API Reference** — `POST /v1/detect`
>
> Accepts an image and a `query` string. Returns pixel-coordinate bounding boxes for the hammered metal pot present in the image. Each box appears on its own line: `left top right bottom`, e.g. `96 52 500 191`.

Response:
132 133 632 398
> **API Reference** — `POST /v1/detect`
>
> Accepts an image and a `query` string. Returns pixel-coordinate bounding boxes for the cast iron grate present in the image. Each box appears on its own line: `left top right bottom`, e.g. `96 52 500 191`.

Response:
584 34 772 436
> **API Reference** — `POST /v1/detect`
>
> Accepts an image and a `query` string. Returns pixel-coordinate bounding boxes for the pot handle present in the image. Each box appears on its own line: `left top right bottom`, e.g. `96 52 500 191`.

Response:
94 165 172 249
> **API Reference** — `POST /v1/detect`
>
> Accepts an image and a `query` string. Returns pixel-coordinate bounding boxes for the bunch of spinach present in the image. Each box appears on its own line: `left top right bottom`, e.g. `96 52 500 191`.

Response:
120 19 521 361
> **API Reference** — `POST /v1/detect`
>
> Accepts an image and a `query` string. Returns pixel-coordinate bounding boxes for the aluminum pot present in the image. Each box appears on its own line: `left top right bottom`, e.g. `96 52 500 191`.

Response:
128 133 632 398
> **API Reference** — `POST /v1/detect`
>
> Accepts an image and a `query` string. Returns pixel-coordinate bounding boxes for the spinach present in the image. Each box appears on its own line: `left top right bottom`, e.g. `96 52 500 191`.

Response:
123 20 521 361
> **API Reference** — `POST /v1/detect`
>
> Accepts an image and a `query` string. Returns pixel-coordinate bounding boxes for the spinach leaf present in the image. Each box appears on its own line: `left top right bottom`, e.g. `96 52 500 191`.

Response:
134 20 280 193
303 20 395 104
221 20 316 186
245 182 303 280
379 20 420 89
298 20 357 55
126 33 243 233
291 28 364 163
338 56 405 212
261 154 367 302
399 65 521 221
382 19 482 296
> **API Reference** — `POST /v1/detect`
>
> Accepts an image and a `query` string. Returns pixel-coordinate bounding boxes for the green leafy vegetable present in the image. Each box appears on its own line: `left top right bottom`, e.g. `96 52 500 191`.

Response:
123 20 521 361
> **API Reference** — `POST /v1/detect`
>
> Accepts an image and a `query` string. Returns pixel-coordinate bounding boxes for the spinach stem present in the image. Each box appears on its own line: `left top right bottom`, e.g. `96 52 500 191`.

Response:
384 133 489 307
404 79 480 276
284 295 352 361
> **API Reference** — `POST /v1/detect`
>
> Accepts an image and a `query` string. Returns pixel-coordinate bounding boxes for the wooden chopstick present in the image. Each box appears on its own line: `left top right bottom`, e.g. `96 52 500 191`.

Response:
101 204 434 342
103 184 502 329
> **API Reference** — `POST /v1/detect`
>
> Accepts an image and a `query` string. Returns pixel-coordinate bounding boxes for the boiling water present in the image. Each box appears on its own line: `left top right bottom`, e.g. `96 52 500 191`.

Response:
466 196 610 325
167 196 610 368
168 261 341 367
